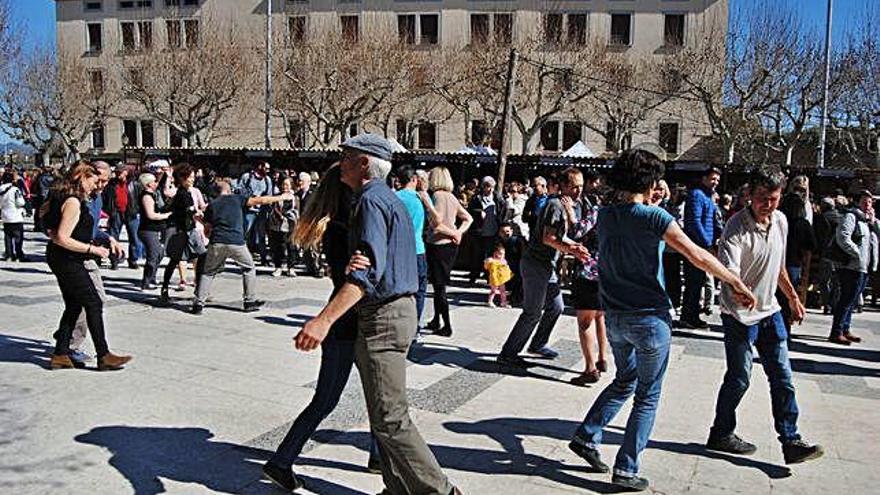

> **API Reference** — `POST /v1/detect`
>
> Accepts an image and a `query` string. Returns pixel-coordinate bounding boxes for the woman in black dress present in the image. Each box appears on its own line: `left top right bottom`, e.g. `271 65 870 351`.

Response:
44 162 132 371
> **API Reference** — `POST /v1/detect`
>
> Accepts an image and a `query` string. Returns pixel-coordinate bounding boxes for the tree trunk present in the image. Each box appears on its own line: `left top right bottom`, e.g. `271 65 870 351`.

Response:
785 145 794 167
726 140 735 165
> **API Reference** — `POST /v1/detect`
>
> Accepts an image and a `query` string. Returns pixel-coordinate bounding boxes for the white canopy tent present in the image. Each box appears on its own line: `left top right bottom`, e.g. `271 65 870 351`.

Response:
560 140 598 158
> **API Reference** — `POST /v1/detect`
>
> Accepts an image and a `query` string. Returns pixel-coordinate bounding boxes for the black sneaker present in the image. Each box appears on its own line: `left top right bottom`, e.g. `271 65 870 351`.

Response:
424 319 441 332
243 300 266 313
262 462 304 492
782 440 824 464
706 433 757 455
678 317 709 329
191 304 203 316
434 326 452 337
611 474 650 492
157 289 170 307
568 441 610 473
496 354 530 367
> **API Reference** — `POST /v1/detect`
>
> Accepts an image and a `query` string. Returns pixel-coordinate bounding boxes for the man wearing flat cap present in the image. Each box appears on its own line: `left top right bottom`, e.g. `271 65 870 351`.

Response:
291 134 460 495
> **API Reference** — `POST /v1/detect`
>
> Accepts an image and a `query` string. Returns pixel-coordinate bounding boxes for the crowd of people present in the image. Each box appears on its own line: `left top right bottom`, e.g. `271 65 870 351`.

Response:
2 131 878 493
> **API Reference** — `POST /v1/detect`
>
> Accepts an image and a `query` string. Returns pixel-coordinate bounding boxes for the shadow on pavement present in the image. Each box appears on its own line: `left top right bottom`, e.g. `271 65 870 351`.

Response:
73 425 365 495
0 264 52 275
0 333 53 369
255 313 311 329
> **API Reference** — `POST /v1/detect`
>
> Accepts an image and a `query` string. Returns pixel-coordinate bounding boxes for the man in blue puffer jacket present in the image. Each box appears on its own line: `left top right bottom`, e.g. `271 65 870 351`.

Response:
680 167 721 328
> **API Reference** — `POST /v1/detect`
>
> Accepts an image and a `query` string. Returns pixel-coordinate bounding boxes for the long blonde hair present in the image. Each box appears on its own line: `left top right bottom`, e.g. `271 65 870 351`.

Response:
292 164 345 250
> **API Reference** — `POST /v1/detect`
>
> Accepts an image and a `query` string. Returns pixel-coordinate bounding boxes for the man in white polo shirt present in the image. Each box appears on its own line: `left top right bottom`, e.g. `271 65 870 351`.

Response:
706 169 824 465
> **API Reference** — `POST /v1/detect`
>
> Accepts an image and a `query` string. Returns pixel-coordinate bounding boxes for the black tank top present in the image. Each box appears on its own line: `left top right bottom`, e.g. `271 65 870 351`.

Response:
138 190 166 232
45 194 94 261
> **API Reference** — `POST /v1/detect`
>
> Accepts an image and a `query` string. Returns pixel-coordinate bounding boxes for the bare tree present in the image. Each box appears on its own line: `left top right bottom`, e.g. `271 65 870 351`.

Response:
275 33 420 147
121 23 257 148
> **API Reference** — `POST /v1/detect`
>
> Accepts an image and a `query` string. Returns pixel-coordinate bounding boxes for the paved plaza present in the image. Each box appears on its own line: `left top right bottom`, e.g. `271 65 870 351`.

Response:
1 227 879 495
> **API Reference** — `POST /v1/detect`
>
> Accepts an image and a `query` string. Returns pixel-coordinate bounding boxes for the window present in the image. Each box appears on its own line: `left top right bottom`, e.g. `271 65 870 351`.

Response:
494 13 512 45
91 123 105 149
610 13 632 46
396 119 411 148
169 126 185 147
123 119 154 147
567 14 587 45
470 14 489 45
340 15 359 43
288 16 306 44
167 20 181 48
470 13 512 45
184 19 199 46
471 120 501 148
119 0 152 8
544 14 563 45
126 68 144 88
120 21 152 51
288 120 308 148
165 0 199 6
562 121 582 150
545 13 588 46
605 122 631 151
398 14 439 46
664 14 685 47
417 122 437 150
659 122 679 154
167 19 198 48
88 70 104 96
84 1 103 12
540 122 560 151
86 23 103 53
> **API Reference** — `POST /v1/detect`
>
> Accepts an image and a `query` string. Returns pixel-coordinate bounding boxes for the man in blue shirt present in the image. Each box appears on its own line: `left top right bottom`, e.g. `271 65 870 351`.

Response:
291 134 459 495
681 167 721 328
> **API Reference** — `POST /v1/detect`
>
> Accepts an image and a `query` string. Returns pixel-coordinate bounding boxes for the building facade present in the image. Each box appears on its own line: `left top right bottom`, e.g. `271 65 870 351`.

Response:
56 0 727 158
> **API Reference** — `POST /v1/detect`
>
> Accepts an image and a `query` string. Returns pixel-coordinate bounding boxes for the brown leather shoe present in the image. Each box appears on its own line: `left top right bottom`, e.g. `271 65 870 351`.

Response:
828 335 851 346
50 354 76 370
97 353 132 371
844 334 862 343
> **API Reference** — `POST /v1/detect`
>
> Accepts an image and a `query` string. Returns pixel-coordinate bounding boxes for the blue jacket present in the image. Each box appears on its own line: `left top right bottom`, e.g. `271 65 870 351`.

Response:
684 186 716 248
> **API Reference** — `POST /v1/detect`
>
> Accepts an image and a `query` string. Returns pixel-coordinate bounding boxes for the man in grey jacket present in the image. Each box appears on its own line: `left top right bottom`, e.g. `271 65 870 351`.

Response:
829 190 879 345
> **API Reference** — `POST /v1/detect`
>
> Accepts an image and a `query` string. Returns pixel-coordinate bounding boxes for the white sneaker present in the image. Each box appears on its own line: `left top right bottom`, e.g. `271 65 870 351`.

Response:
69 349 93 362
271 269 282 277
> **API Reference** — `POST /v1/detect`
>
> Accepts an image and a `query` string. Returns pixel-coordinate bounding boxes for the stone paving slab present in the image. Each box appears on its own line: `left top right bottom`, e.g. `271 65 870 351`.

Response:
1 229 879 494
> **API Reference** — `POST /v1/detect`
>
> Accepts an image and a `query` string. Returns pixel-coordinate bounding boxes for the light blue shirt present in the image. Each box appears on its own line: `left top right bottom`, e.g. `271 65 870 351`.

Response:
396 189 428 255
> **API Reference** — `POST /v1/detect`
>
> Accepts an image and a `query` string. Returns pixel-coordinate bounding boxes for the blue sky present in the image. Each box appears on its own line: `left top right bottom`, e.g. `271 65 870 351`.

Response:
1 0 876 143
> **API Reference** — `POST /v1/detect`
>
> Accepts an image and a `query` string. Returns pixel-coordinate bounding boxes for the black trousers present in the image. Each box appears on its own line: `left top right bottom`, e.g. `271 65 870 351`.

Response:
3 223 25 260
663 251 684 310
427 243 458 329
469 235 495 283
268 230 295 269
48 254 109 357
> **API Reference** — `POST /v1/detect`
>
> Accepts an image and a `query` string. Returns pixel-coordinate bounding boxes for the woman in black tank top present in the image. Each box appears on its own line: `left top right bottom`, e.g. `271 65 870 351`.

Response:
44 162 132 372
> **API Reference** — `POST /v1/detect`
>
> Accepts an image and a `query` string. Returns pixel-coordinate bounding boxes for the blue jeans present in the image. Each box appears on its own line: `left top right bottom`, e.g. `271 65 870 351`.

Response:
831 269 868 337
269 333 358 469
500 254 563 358
777 265 802 333
711 312 801 444
415 253 428 326
109 211 143 261
573 311 672 477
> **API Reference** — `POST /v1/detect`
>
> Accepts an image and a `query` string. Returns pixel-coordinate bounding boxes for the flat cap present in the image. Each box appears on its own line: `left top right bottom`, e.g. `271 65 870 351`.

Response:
340 133 396 161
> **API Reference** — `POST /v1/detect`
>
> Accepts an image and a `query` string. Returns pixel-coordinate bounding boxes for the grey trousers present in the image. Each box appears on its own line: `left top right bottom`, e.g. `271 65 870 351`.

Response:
355 296 451 495
195 243 257 305
72 259 106 350
500 254 563 358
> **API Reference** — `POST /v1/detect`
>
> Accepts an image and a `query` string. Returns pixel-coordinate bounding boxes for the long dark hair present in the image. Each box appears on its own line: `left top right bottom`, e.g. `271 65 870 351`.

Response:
293 164 345 250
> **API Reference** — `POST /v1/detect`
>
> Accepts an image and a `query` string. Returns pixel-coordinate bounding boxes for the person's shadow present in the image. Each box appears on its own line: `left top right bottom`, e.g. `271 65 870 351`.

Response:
0 333 54 368
74 425 366 495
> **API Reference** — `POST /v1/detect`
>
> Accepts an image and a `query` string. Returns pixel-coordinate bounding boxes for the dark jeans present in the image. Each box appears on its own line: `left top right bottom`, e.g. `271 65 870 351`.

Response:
711 312 801 444
662 252 683 310
831 269 868 337
248 211 269 264
138 230 164 287
109 211 143 262
268 230 295 269
48 253 110 358
500 255 563 358
573 311 672 477
426 243 457 329
682 260 707 321
415 253 427 325
3 223 25 260
269 333 357 470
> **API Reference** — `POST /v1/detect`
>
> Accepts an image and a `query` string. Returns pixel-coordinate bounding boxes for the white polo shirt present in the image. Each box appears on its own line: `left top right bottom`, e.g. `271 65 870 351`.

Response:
718 208 788 326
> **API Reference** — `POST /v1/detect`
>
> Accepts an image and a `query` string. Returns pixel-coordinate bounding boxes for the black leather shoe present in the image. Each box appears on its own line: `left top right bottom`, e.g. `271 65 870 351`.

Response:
243 300 266 313
706 433 757 455
262 462 304 493
612 474 649 492
783 440 824 464
568 440 610 473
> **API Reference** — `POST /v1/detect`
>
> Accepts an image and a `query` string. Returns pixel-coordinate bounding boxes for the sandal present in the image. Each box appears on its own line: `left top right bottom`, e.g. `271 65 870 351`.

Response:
571 369 601 386
596 360 608 373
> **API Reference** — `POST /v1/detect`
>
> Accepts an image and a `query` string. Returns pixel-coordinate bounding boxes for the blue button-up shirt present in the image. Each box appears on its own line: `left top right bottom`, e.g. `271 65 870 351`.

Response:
88 194 111 244
347 179 418 305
